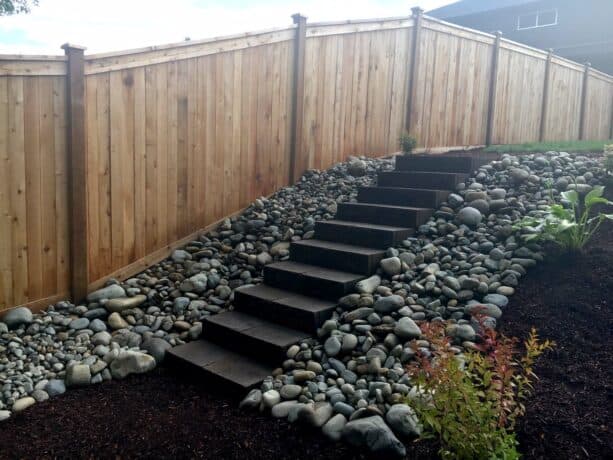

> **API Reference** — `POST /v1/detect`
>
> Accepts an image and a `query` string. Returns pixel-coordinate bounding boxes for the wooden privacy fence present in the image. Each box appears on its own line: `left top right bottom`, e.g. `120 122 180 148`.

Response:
1 9 612 312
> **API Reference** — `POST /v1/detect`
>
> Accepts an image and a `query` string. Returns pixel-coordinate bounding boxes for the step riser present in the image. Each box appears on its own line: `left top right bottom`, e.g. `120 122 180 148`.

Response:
290 243 383 275
203 319 288 365
378 172 467 190
336 203 432 228
233 289 334 333
314 221 411 249
166 341 271 392
358 187 448 208
262 266 358 301
395 155 476 173
166 353 260 392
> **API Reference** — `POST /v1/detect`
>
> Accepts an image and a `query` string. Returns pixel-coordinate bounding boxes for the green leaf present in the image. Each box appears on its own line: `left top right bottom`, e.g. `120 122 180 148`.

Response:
549 204 572 220
561 190 579 205
584 185 604 203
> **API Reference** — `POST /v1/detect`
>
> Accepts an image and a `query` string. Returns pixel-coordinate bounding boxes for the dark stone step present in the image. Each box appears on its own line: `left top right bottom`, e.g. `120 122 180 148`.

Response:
263 260 364 301
315 219 413 249
290 239 385 275
202 311 310 364
166 339 271 391
358 186 449 208
378 171 468 190
336 202 433 228
395 154 479 173
234 282 339 332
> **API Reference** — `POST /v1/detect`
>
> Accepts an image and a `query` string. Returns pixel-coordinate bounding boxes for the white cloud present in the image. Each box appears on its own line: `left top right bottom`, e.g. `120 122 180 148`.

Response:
0 0 454 55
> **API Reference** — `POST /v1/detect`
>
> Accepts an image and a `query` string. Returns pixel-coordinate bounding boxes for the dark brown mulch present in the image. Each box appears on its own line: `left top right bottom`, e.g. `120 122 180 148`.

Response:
0 364 437 460
500 220 613 459
0 223 611 460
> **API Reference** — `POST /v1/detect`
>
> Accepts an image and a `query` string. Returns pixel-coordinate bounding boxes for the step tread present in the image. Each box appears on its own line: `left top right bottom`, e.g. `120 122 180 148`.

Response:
266 260 365 283
379 170 468 179
204 311 310 348
317 219 411 232
167 340 271 389
291 238 385 255
359 185 451 194
338 202 433 212
236 282 338 312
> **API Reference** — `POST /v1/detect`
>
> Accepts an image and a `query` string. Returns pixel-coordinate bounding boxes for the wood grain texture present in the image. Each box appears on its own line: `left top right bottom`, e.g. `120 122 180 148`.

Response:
84 42 293 288
0 75 70 310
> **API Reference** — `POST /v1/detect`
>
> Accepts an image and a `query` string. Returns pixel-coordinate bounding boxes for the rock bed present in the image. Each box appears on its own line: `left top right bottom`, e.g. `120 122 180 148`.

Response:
0 158 391 421
0 151 607 456
239 151 607 457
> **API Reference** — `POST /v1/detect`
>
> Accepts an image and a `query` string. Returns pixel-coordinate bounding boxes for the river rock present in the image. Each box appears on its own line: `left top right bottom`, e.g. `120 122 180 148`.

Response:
355 275 381 294
298 402 333 427
110 351 156 379
12 397 36 413
106 295 147 313
342 415 406 457
1 307 33 329
374 295 404 314
322 413 347 441
87 284 126 303
457 207 482 227
240 389 262 409
141 337 172 363
386 404 422 437
66 364 92 386
394 317 421 339
380 257 402 276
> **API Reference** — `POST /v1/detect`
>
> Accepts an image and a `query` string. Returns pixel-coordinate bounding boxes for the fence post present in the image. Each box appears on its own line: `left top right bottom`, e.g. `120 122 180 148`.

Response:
539 49 553 142
289 13 307 184
62 43 89 303
578 62 590 140
405 6 423 137
485 31 502 146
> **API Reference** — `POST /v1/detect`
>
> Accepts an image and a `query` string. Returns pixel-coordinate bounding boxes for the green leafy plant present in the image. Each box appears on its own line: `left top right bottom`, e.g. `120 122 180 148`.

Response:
516 185 612 252
399 133 417 154
406 322 553 460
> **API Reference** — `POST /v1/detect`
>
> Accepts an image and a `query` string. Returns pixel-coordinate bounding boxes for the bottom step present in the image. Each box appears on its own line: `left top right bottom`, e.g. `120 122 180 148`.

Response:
167 339 271 391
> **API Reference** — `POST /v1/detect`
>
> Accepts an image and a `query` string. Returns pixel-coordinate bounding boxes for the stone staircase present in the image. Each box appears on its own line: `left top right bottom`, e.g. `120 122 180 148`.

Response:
167 154 486 391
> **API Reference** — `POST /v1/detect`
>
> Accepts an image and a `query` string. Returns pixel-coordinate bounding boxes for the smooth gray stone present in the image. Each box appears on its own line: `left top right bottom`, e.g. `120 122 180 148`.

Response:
87 284 126 303
386 403 422 437
1 307 33 329
342 415 406 457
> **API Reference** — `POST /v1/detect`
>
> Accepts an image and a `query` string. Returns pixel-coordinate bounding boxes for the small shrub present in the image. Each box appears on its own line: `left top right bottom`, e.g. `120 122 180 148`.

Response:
399 133 417 154
516 185 612 253
406 322 553 460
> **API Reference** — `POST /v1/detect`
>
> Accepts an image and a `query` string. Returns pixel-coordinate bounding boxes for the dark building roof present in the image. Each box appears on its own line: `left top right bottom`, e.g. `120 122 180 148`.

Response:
428 0 539 19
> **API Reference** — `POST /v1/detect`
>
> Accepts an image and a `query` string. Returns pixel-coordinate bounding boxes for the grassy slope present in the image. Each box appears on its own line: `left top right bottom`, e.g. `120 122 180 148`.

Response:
484 140 612 153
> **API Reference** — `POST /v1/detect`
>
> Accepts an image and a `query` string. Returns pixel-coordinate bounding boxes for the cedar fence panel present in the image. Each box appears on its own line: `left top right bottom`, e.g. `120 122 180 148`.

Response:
0 65 71 311
0 12 612 312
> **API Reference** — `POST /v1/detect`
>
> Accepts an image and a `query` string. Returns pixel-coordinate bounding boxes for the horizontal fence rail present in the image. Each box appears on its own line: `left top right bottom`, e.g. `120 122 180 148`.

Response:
0 9 612 312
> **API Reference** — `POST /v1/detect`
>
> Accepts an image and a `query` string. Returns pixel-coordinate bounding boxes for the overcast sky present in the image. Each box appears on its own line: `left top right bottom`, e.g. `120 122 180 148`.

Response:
0 0 455 55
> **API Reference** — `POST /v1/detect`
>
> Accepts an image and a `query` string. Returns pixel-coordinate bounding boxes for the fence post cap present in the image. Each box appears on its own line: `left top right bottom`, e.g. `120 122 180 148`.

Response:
494 30 503 37
61 43 87 52
292 13 307 23
411 6 424 16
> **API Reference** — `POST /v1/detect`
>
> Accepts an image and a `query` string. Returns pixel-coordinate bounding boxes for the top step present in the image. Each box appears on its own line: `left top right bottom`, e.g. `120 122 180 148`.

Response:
395 154 481 173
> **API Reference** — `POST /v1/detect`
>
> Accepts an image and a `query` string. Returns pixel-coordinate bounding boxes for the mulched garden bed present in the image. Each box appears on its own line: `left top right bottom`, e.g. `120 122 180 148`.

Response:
0 228 610 460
